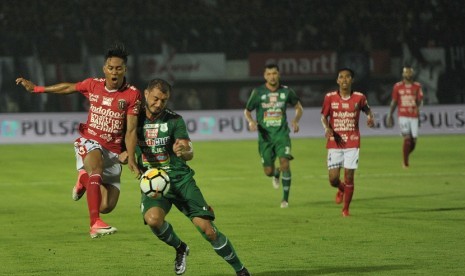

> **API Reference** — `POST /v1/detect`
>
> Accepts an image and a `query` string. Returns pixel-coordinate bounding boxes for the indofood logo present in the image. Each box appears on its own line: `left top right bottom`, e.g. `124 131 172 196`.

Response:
0 120 20 137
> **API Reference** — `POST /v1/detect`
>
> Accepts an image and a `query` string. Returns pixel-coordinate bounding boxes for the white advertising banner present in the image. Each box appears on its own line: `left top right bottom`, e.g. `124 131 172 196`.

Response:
138 53 226 81
0 105 464 144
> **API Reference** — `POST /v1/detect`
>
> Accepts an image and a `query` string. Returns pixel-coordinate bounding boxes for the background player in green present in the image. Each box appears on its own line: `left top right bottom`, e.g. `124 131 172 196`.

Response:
244 64 303 208
136 79 250 276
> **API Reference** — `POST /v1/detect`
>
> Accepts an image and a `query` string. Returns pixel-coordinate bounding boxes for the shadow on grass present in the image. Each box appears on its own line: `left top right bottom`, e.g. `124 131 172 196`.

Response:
210 264 412 276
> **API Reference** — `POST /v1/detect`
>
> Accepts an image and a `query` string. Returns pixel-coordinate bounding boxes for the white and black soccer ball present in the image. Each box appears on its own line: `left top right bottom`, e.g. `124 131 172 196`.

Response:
140 168 170 198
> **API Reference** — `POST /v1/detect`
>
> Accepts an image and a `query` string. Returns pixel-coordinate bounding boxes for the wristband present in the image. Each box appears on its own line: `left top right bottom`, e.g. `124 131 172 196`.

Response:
33 86 45 93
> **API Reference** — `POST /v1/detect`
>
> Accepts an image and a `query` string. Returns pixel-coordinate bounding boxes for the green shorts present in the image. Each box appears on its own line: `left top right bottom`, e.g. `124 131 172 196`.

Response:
259 136 294 167
140 176 215 222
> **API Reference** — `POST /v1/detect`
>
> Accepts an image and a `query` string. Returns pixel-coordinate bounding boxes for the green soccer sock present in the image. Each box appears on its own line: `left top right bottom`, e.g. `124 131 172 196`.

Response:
274 168 280 178
150 221 182 248
197 223 244 272
282 170 291 201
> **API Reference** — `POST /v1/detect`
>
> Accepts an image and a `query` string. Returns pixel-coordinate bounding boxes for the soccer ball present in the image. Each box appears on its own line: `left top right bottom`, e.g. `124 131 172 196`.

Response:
140 168 170 198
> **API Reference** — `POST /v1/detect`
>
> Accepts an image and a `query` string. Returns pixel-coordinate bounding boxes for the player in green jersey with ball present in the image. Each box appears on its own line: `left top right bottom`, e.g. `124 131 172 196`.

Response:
136 78 250 276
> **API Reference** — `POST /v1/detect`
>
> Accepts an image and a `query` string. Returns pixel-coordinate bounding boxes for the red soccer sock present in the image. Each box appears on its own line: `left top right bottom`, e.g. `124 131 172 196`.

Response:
343 183 354 211
87 174 102 226
403 138 412 166
77 170 89 189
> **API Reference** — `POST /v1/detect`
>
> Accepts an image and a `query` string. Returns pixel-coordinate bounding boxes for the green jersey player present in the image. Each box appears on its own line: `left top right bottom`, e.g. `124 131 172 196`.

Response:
136 79 250 276
244 64 303 208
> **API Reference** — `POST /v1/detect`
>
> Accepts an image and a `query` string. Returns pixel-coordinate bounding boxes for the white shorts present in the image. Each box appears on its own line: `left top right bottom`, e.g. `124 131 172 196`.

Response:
74 137 122 189
398 117 419 138
327 148 359 170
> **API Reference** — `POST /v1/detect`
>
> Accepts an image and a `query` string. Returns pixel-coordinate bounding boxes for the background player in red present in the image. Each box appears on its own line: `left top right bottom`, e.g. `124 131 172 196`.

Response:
386 66 424 168
320 68 375 217
16 43 142 238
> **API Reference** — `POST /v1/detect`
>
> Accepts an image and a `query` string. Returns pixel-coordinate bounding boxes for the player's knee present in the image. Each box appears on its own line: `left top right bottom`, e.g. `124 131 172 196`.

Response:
329 178 340 188
264 168 274 177
144 213 164 228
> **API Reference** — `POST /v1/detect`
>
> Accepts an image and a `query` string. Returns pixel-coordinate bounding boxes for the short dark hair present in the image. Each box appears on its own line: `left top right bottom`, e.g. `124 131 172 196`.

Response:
146 78 172 94
337 67 355 78
105 42 129 64
265 63 279 71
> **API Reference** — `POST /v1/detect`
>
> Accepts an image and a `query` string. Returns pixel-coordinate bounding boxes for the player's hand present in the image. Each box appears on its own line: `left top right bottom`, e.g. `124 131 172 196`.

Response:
292 120 300 133
367 117 375 128
247 121 258 132
15 77 35 92
118 151 128 164
127 159 141 179
324 127 334 138
386 115 394 128
173 139 185 157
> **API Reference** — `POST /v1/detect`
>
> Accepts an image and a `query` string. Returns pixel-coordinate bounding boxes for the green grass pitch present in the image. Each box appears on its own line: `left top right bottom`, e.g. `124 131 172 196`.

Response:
0 135 464 275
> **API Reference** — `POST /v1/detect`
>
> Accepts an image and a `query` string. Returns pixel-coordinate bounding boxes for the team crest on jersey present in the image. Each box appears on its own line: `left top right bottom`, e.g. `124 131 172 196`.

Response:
102 96 113 106
354 103 360 110
160 123 168 132
280 93 285 99
118 99 127 111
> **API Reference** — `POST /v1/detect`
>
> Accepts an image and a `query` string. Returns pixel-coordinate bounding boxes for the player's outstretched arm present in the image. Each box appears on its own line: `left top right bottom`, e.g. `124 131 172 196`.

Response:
15 77 77 94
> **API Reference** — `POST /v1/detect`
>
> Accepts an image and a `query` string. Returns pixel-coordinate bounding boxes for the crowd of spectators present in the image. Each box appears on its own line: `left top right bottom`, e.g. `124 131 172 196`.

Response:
1 0 463 60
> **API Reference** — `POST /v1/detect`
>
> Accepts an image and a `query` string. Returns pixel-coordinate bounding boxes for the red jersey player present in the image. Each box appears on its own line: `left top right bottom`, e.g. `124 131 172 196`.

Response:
387 66 424 168
16 43 142 238
321 68 375 217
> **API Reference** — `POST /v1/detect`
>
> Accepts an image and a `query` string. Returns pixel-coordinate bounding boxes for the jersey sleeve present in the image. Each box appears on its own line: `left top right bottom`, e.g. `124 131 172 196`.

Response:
287 88 300 106
127 89 142 116
74 78 94 98
320 93 331 116
391 84 399 102
173 116 190 140
245 89 258 111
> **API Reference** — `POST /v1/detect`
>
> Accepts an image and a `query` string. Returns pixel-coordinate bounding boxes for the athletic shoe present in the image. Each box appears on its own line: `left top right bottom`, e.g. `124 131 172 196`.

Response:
335 189 344 204
89 219 117 238
174 242 189 275
72 182 86 201
236 267 251 276
72 171 88 201
342 209 350 217
272 175 280 189
280 200 289 208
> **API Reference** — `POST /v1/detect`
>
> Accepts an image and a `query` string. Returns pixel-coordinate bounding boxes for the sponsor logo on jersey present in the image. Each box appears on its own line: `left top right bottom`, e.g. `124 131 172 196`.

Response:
331 102 339 109
102 96 114 106
89 94 99 102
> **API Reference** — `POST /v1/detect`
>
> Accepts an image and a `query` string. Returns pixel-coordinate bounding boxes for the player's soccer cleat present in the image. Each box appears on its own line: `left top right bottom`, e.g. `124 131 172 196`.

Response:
89 219 117 238
72 171 88 201
236 267 251 276
272 175 280 189
280 200 289 208
72 182 86 201
342 209 350 217
174 242 189 275
335 189 344 204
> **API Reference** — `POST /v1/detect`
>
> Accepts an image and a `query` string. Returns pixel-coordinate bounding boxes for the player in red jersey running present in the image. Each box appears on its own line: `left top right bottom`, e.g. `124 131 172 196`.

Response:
16 43 142 238
387 66 424 168
320 68 375 217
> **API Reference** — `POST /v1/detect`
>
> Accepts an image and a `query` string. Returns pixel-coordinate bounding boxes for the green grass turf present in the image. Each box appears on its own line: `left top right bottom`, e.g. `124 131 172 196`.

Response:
0 135 464 275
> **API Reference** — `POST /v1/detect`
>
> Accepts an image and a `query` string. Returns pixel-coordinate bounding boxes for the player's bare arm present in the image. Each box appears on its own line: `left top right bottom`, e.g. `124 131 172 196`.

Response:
173 139 193 161
386 100 398 127
244 109 258 131
292 101 303 133
125 114 141 178
15 77 77 94
321 114 334 138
